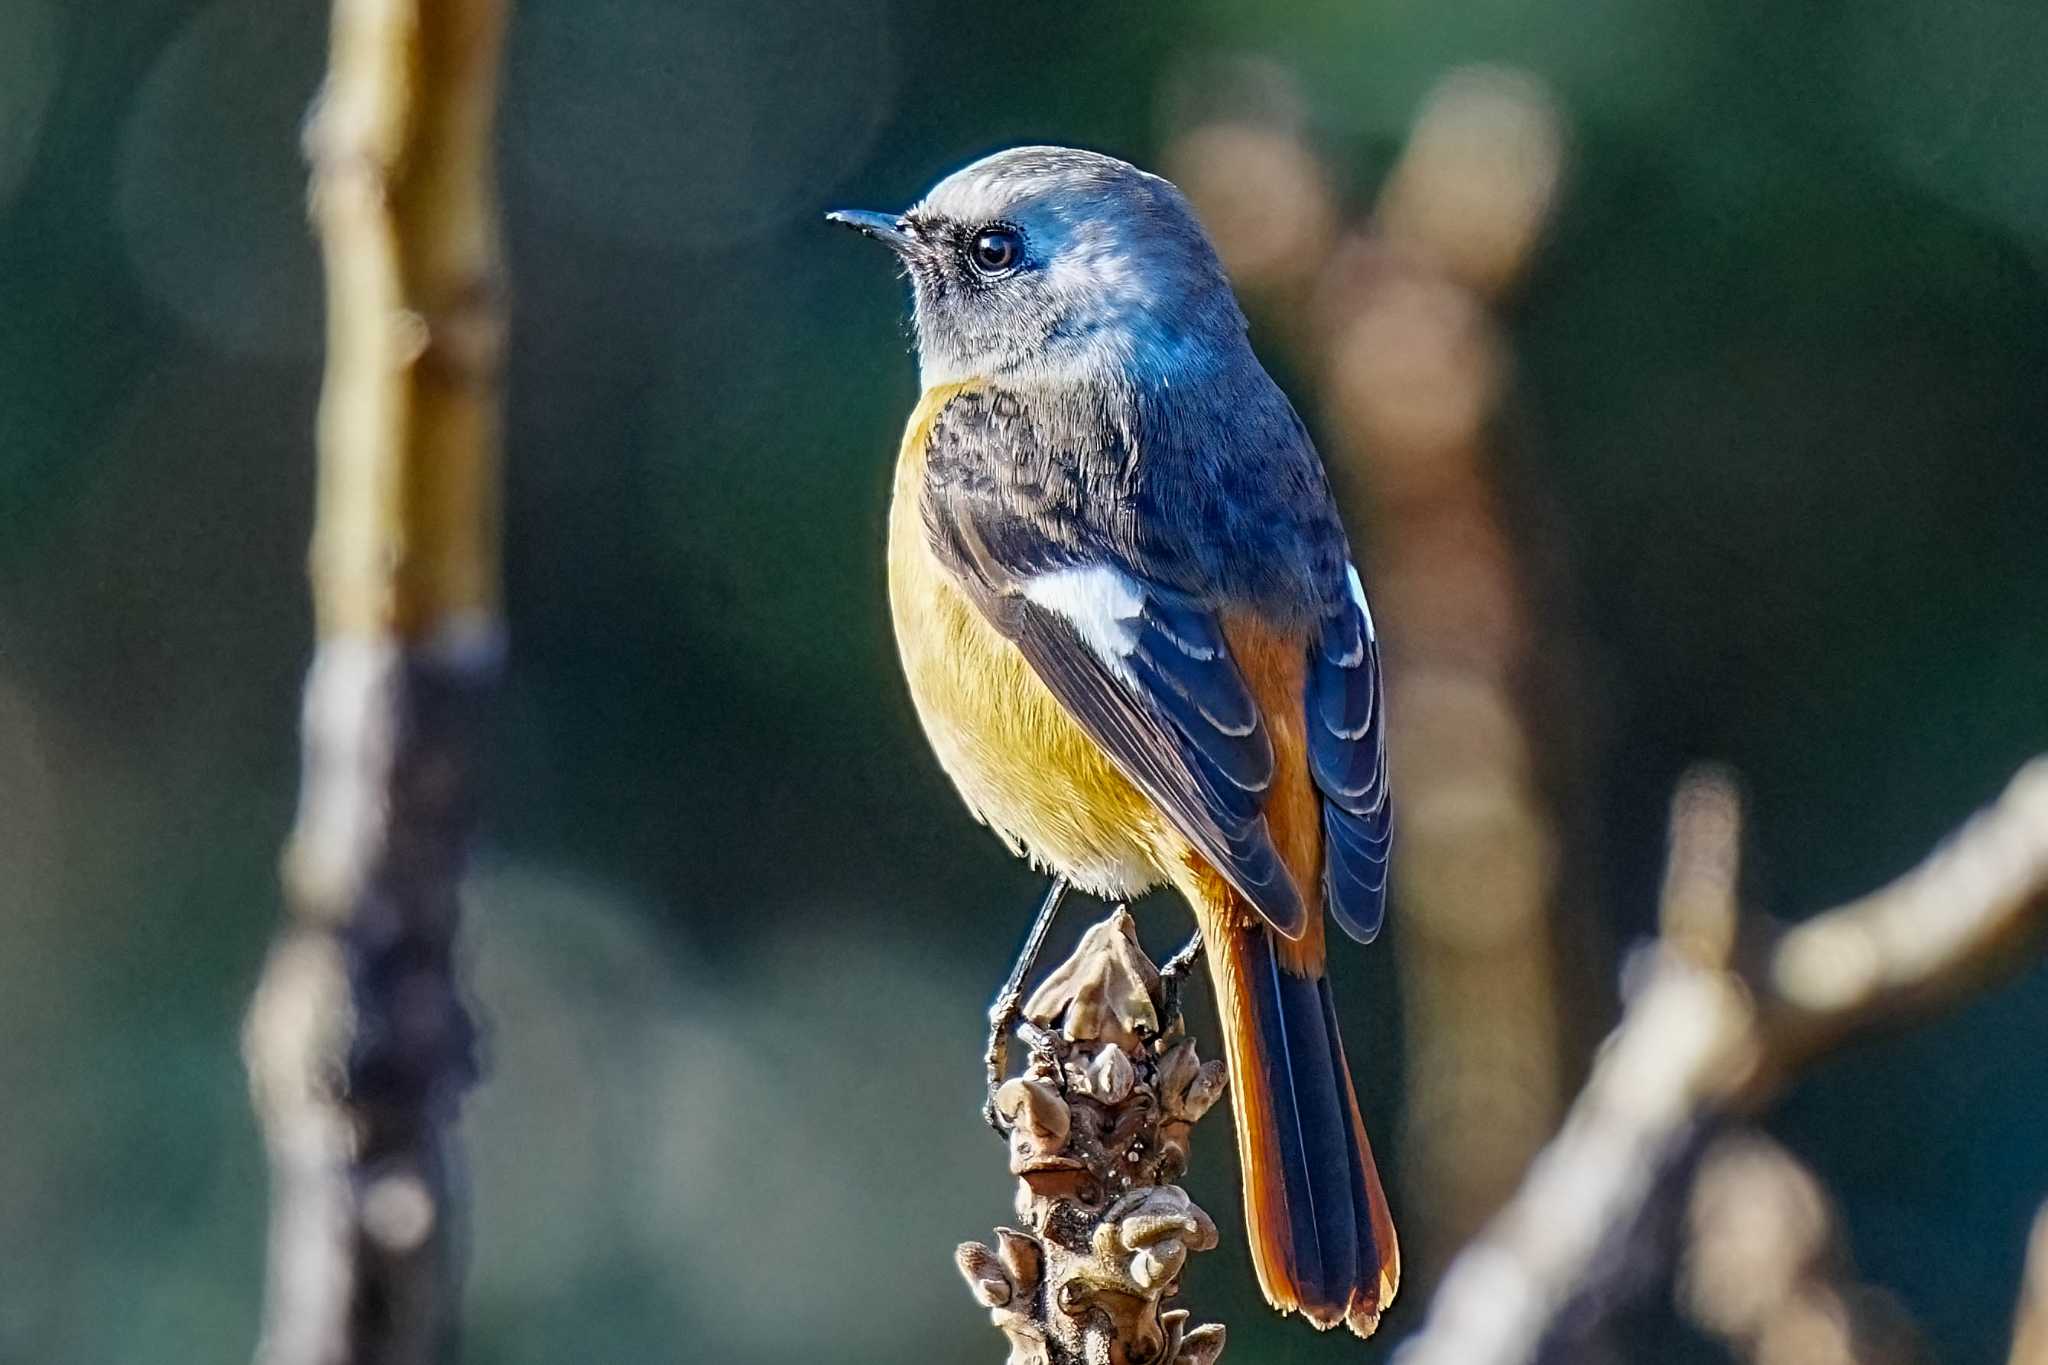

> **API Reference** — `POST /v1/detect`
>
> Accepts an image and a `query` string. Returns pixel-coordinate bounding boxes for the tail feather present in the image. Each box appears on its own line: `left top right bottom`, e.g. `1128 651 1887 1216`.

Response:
1249 929 1357 1311
1319 970 1400 1328
1210 914 1398 1336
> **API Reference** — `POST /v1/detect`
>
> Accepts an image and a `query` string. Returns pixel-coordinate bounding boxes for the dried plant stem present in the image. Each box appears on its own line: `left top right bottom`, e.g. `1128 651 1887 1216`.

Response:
959 912 1230 1365
243 3 509 1363
1394 758 2048 1365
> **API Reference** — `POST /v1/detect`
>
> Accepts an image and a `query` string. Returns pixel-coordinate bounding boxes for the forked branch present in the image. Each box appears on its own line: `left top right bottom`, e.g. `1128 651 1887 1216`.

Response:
959 912 1231 1365
1394 758 2048 1365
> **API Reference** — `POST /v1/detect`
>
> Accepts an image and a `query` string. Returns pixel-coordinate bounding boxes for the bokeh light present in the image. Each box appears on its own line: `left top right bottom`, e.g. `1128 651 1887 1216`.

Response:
1843 0 2048 255
464 862 999 1363
507 0 896 250
115 0 325 358
0 0 63 213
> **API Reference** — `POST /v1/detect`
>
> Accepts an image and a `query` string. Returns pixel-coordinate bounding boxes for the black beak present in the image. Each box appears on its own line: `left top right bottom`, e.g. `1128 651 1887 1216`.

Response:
826 209 920 256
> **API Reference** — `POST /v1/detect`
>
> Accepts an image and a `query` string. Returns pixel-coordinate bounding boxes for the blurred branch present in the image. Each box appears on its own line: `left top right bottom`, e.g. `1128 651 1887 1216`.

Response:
2013 1204 2048 1365
243 3 509 1364
1680 1131 1923 1365
1167 53 1593 1286
1392 757 2048 1365
1319 68 1575 1271
959 912 1229 1365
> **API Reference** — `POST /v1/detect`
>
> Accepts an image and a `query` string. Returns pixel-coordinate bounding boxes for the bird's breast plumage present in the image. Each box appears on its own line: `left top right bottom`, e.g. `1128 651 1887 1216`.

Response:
887 382 1166 898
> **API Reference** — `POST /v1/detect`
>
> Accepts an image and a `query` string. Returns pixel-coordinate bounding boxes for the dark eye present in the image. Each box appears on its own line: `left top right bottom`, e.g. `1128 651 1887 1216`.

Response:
968 225 1022 276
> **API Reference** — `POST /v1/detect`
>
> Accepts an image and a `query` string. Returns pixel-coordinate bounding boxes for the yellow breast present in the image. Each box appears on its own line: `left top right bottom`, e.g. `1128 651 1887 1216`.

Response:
885 384 1166 899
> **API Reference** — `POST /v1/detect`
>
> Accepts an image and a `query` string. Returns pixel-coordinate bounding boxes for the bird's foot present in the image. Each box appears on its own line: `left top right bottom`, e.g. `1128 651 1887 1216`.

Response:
984 878 1072 1134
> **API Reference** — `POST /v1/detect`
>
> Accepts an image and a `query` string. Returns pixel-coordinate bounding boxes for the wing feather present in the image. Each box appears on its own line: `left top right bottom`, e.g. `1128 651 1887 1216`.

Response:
1308 568 1391 944
997 589 1308 937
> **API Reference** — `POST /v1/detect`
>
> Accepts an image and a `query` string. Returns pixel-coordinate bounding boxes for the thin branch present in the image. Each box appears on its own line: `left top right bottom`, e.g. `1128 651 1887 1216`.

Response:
1656 764 1742 970
1394 757 2048 1365
1680 1131 1924 1365
2013 1203 2048 1365
243 2 509 1363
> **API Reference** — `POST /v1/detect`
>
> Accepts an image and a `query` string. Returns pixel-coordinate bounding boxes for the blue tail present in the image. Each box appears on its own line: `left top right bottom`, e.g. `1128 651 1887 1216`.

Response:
1215 922 1398 1336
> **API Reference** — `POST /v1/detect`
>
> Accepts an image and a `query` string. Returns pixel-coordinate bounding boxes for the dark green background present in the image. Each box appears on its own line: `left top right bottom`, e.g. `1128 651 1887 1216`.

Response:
2 0 2045 1360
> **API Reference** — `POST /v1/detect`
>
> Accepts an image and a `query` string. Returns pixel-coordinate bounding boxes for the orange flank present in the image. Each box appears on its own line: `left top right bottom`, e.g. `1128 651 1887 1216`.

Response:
1216 612 1327 961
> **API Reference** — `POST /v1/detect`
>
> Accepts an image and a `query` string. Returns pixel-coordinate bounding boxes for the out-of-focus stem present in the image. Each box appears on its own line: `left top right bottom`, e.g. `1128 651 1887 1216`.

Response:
1167 60 1576 1279
1680 1131 1924 1365
2012 1204 2048 1365
1318 68 1572 1272
1394 758 2048 1365
243 3 509 1363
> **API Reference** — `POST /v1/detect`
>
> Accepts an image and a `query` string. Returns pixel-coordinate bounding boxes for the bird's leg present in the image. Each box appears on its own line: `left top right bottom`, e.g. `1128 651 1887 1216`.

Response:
984 877 1071 1132
1155 931 1206 1036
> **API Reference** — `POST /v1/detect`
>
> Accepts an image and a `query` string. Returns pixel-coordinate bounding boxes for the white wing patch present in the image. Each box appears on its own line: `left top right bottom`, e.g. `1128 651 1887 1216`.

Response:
1022 565 1145 682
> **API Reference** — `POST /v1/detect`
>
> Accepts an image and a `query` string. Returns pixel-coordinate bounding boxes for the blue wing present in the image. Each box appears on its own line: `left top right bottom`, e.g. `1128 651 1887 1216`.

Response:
916 394 1308 935
1307 569 1391 944
1000 583 1308 938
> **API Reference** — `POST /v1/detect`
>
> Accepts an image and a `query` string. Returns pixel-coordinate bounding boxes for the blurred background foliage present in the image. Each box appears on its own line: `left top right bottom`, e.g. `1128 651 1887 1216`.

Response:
2 0 2045 1361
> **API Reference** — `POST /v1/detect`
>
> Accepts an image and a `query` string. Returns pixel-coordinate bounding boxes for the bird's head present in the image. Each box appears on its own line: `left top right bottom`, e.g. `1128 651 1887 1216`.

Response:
830 146 1247 391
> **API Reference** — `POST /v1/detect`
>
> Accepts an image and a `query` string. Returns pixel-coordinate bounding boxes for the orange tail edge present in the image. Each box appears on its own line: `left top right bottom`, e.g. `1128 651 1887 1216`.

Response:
1202 900 1400 1337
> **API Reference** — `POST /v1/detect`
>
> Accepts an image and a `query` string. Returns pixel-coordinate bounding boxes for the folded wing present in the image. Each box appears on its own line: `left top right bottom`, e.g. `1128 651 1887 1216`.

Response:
919 387 1309 938
1307 566 1391 944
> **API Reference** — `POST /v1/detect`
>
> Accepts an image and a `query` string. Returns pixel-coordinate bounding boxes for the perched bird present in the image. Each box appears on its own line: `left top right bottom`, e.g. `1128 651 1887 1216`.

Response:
831 146 1397 1337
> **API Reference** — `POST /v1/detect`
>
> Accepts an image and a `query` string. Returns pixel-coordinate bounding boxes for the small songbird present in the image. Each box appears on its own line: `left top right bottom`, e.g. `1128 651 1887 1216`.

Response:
831 146 1397 1337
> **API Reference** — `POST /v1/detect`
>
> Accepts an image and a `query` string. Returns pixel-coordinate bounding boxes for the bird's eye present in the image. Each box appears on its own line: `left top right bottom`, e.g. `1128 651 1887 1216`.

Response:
967 225 1023 276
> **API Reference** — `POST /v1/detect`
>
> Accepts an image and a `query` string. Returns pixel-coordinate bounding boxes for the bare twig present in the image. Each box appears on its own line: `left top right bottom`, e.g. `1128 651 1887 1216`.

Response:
1680 1131 1924 1365
2013 1204 2048 1365
243 3 509 1363
959 912 1230 1365
1657 765 1742 970
1394 757 2048 1365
